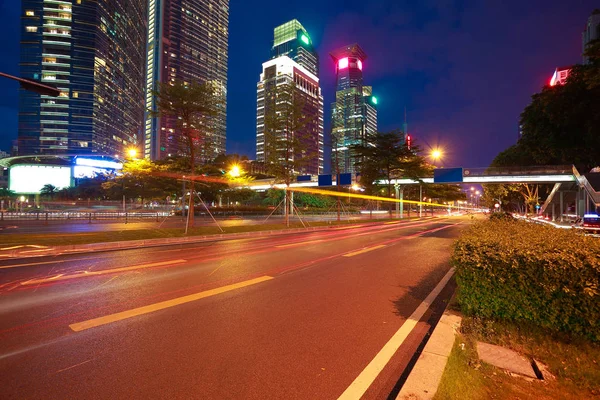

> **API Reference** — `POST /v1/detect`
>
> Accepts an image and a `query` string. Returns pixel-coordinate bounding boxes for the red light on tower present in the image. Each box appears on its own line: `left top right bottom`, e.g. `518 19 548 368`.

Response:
338 57 349 69
406 134 411 150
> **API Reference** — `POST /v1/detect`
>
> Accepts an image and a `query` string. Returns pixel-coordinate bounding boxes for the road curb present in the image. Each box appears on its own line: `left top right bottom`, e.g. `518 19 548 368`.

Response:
396 306 462 399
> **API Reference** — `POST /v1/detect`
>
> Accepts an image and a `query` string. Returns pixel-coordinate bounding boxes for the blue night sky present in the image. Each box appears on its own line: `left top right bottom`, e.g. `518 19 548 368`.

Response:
0 0 597 168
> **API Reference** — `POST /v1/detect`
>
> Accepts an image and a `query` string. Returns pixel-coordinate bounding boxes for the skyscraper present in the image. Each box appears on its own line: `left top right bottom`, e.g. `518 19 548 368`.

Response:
144 0 229 161
583 9 600 64
19 0 147 157
256 20 324 175
330 44 377 174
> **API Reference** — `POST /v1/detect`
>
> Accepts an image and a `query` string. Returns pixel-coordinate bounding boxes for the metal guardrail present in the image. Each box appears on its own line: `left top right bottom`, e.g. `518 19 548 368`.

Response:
0 211 170 223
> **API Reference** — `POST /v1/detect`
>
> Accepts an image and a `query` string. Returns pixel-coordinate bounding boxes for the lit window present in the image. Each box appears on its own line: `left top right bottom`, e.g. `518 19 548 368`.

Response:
43 57 56 63
25 10 34 16
26 26 37 33
73 92 79 98
59 92 68 98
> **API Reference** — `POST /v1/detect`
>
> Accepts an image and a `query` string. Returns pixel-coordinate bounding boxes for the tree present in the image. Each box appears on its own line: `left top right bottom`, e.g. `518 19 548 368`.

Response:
513 40 600 172
40 184 58 199
263 80 318 225
102 159 180 205
152 81 223 232
351 131 428 196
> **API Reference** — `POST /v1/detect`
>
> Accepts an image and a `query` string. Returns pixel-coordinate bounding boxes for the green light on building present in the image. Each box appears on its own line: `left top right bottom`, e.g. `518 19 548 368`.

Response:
300 34 309 45
372 96 378 105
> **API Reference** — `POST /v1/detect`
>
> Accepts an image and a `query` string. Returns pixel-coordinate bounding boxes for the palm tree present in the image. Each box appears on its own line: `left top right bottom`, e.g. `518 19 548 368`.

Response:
152 80 223 233
40 184 58 199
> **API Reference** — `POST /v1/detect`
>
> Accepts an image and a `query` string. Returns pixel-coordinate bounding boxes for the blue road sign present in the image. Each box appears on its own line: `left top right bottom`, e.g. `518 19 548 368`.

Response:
318 174 333 186
337 173 352 186
297 175 311 182
434 168 464 183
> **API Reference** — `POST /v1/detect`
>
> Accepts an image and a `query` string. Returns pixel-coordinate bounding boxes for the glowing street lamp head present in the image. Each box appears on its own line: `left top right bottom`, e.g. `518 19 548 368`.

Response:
431 149 442 160
229 165 241 178
127 148 138 158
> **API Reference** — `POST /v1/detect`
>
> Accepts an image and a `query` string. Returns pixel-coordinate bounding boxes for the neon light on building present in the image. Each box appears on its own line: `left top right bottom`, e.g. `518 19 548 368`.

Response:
338 57 349 69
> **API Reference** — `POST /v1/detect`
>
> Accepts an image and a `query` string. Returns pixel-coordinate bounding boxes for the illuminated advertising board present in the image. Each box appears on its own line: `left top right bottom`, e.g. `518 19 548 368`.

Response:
9 165 72 194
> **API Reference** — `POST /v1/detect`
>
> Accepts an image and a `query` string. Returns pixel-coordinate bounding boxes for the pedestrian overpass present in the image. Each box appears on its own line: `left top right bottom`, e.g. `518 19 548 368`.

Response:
247 165 600 219
249 165 577 188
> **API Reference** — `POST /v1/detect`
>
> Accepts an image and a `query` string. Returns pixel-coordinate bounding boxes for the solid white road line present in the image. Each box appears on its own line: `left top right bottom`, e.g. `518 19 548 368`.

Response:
337 267 455 400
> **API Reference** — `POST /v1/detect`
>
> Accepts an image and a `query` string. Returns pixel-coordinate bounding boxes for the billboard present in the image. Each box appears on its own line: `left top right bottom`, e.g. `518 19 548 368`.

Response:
9 165 72 194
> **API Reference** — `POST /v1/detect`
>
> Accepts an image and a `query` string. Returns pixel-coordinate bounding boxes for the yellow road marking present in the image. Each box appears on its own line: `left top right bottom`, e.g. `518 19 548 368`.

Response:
0 244 49 251
384 221 401 225
69 276 274 332
20 259 187 286
343 244 387 257
276 239 325 248
0 257 106 270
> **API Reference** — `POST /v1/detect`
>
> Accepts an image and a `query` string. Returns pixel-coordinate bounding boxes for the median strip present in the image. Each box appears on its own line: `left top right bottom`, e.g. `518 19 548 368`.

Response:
343 244 387 257
69 275 274 332
20 259 187 286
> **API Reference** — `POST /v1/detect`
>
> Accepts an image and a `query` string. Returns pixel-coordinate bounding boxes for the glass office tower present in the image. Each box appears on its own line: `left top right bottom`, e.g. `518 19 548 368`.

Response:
19 0 146 157
144 0 229 161
256 20 324 175
330 43 377 174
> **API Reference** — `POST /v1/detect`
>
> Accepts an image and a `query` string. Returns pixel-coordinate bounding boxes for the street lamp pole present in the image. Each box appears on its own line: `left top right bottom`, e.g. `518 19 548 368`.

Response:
419 185 423 218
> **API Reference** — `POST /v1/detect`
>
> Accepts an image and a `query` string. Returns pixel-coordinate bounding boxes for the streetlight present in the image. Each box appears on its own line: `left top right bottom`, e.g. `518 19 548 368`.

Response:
127 148 138 159
228 164 241 178
431 149 442 161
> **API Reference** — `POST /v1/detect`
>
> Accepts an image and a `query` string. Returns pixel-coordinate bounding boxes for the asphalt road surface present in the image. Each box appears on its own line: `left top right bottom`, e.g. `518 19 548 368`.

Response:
0 216 468 399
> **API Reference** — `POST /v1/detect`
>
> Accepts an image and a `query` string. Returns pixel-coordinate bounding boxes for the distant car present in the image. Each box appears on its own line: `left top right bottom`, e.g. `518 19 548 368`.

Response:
581 214 600 231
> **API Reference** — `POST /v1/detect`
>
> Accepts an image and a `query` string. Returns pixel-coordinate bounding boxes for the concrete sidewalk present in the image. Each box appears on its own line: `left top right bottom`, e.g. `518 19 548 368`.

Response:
397 309 462 399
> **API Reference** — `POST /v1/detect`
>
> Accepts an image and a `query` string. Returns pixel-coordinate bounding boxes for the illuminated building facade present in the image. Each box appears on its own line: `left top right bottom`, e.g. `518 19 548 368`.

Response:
583 9 600 64
330 44 377 174
271 19 319 76
256 20 324 175
19 0 146 158
144 0 229 161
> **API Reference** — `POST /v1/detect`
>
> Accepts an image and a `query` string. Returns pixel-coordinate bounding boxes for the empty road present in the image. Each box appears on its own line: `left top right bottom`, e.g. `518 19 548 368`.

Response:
0 216 467 399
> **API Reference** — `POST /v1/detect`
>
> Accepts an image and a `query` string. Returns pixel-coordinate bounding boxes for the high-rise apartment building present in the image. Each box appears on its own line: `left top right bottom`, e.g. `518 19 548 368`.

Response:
256 20 324 175
330 44 377 174
19 0 147 157
583 9 600 64
144 0 229 161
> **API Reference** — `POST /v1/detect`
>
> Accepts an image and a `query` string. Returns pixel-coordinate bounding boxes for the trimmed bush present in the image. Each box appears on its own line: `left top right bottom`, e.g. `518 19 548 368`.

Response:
452 220 600 341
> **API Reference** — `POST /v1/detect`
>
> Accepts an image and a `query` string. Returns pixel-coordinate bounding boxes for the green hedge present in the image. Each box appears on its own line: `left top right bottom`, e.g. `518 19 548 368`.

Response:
452 220 600 341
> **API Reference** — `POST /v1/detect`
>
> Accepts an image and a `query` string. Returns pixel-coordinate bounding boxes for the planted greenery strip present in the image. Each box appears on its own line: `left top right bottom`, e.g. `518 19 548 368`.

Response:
452 220 600 341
